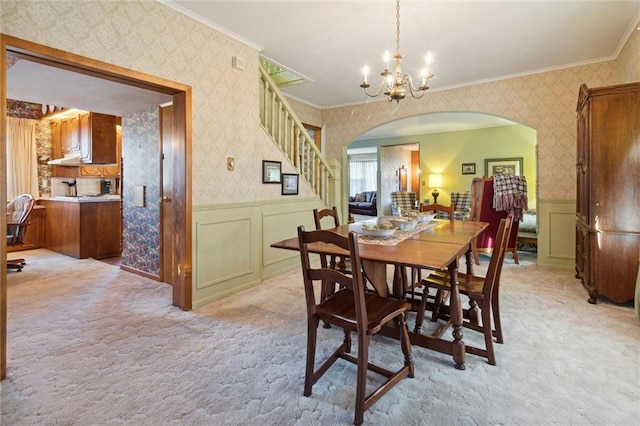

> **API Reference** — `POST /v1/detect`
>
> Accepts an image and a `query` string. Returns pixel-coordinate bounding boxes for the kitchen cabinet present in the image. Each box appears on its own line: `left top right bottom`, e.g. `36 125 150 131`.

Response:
53 164 120 178
78 112 117 164
51 112 121 178
39 198 121 259
59 115 80 157
7 205 45 252
79 165 120 178
575 82 640 304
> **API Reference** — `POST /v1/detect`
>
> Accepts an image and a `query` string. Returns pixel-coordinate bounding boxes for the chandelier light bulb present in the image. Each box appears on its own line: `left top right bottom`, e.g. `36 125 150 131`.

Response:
362 65 369 84
426 51 433 64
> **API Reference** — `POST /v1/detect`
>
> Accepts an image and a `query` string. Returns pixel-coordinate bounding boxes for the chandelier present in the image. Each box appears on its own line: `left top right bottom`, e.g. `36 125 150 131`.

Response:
359 0 434 103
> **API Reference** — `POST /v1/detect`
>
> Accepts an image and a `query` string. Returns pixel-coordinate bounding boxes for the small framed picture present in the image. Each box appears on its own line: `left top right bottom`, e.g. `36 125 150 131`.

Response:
262 160 281 183
462 163 476 175
281 173 299 195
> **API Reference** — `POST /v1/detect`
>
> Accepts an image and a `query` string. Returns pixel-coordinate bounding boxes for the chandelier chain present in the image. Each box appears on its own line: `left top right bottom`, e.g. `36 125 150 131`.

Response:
396 0 401 55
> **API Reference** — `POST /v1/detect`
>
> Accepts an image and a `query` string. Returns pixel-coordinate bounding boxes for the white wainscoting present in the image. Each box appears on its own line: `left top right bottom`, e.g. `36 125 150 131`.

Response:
192 198 324 308
537 199 576 269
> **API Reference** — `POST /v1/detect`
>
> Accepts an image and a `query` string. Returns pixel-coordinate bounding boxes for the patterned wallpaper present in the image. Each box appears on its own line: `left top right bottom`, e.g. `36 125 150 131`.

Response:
321 25 639 201
1 0 315 206
613 23 640 84
121 108 161 276
285 96 323 128
1 1 637 205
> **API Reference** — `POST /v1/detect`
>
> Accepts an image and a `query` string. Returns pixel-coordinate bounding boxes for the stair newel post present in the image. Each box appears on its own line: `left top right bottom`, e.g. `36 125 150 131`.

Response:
329 159 341 215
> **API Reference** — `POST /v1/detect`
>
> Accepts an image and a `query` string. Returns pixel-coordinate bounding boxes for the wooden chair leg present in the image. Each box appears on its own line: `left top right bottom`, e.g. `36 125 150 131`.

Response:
398 313 414 377
492 285 504 344
468 298 480 325
431 289 447 322
304 316 320 397
343 329 352 353
354 334 370 426
413 289 428 333
481 302 496 365
511 247 519 264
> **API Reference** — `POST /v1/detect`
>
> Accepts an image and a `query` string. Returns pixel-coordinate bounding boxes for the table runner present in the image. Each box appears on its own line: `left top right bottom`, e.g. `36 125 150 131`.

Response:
358 221 440 246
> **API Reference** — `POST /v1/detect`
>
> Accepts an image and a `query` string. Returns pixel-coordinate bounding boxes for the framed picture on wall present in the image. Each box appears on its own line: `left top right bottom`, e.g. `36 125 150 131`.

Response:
262 160 281 183
281 173 299 195
461 163 476 175
484 157 523 177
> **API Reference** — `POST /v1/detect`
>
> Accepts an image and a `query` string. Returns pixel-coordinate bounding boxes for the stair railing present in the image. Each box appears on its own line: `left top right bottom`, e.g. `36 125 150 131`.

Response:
259 65 333 205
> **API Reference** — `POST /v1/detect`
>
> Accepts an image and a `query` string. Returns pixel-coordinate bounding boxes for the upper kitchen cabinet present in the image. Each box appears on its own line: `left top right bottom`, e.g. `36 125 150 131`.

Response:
58 114 80 157
50 111 120 178
78 112 117 164
50 110 118 164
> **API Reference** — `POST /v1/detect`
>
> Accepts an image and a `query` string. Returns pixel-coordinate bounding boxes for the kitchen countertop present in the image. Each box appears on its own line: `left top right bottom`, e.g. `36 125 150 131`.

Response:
40 195 122 203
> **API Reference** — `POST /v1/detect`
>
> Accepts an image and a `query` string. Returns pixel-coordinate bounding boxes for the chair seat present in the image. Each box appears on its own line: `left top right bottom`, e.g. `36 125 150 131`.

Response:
423 270 485 299
318 289 409 334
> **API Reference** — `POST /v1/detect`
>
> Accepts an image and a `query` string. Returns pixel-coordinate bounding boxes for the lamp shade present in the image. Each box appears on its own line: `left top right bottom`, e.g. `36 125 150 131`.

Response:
428 173 443 188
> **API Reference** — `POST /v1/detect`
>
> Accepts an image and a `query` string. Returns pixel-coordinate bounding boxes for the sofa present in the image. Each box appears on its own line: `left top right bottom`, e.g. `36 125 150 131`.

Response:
348 191 377 216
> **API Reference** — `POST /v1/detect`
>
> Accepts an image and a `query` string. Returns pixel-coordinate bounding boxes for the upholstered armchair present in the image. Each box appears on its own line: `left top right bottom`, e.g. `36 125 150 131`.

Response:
391 191 416 216
450 191 472 221
470 178 520 264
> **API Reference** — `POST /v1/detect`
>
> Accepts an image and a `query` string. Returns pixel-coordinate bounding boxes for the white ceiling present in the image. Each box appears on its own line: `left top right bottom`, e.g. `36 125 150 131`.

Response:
166 0 640 109
6 58 172 117
5 1 639 138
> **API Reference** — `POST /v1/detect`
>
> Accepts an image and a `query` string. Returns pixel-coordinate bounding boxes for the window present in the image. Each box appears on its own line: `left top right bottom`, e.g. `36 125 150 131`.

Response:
349 154 377 196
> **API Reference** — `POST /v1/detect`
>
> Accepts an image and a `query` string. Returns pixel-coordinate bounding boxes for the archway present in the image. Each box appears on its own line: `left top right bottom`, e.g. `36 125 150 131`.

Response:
345 111 537 234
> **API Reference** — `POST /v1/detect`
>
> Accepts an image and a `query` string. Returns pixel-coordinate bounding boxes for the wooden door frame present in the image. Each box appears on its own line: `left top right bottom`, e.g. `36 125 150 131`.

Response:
1 34 193 380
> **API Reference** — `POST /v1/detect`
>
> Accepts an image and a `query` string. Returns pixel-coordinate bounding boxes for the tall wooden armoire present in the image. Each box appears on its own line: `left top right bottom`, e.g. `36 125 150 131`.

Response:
575 82 640 304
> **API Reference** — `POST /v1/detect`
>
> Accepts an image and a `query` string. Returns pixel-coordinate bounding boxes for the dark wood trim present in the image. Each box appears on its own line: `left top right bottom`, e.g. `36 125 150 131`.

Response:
1 34 8 381
5 37 188 95
171 92 192 310
120 264 162 282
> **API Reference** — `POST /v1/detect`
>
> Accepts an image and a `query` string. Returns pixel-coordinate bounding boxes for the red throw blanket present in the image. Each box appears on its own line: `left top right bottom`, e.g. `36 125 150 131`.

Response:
493 174 528 221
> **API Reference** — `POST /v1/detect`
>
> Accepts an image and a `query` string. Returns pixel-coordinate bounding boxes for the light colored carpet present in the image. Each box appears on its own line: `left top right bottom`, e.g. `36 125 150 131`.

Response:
1 249 638 425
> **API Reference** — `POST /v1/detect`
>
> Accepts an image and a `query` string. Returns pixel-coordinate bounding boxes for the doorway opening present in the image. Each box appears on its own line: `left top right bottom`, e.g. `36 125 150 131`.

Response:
2 34 192 379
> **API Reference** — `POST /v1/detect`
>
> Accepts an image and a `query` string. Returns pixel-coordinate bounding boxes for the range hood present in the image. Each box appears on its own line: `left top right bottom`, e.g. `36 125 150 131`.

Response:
48 154 82 166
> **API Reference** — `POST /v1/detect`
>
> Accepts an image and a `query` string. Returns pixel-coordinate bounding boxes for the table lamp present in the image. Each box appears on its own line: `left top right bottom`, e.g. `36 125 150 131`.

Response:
428 173 443 204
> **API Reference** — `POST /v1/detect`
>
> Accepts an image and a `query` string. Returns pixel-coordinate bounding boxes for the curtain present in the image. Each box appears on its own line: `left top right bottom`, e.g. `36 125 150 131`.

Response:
349 157 377 196
6 117 39 201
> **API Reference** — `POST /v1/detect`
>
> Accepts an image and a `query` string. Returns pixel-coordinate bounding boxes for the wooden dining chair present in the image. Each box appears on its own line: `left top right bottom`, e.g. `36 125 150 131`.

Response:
407 203 456 304
414 216 513 365
420 203 454 224
313 207 350 273
297 225 414 425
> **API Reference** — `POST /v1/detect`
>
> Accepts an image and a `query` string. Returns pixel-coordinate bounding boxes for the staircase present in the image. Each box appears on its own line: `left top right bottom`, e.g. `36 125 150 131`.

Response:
259 64 333 205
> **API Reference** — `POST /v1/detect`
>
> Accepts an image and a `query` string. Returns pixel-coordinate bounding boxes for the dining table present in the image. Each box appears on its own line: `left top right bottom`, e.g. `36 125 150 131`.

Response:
271 217 488 370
